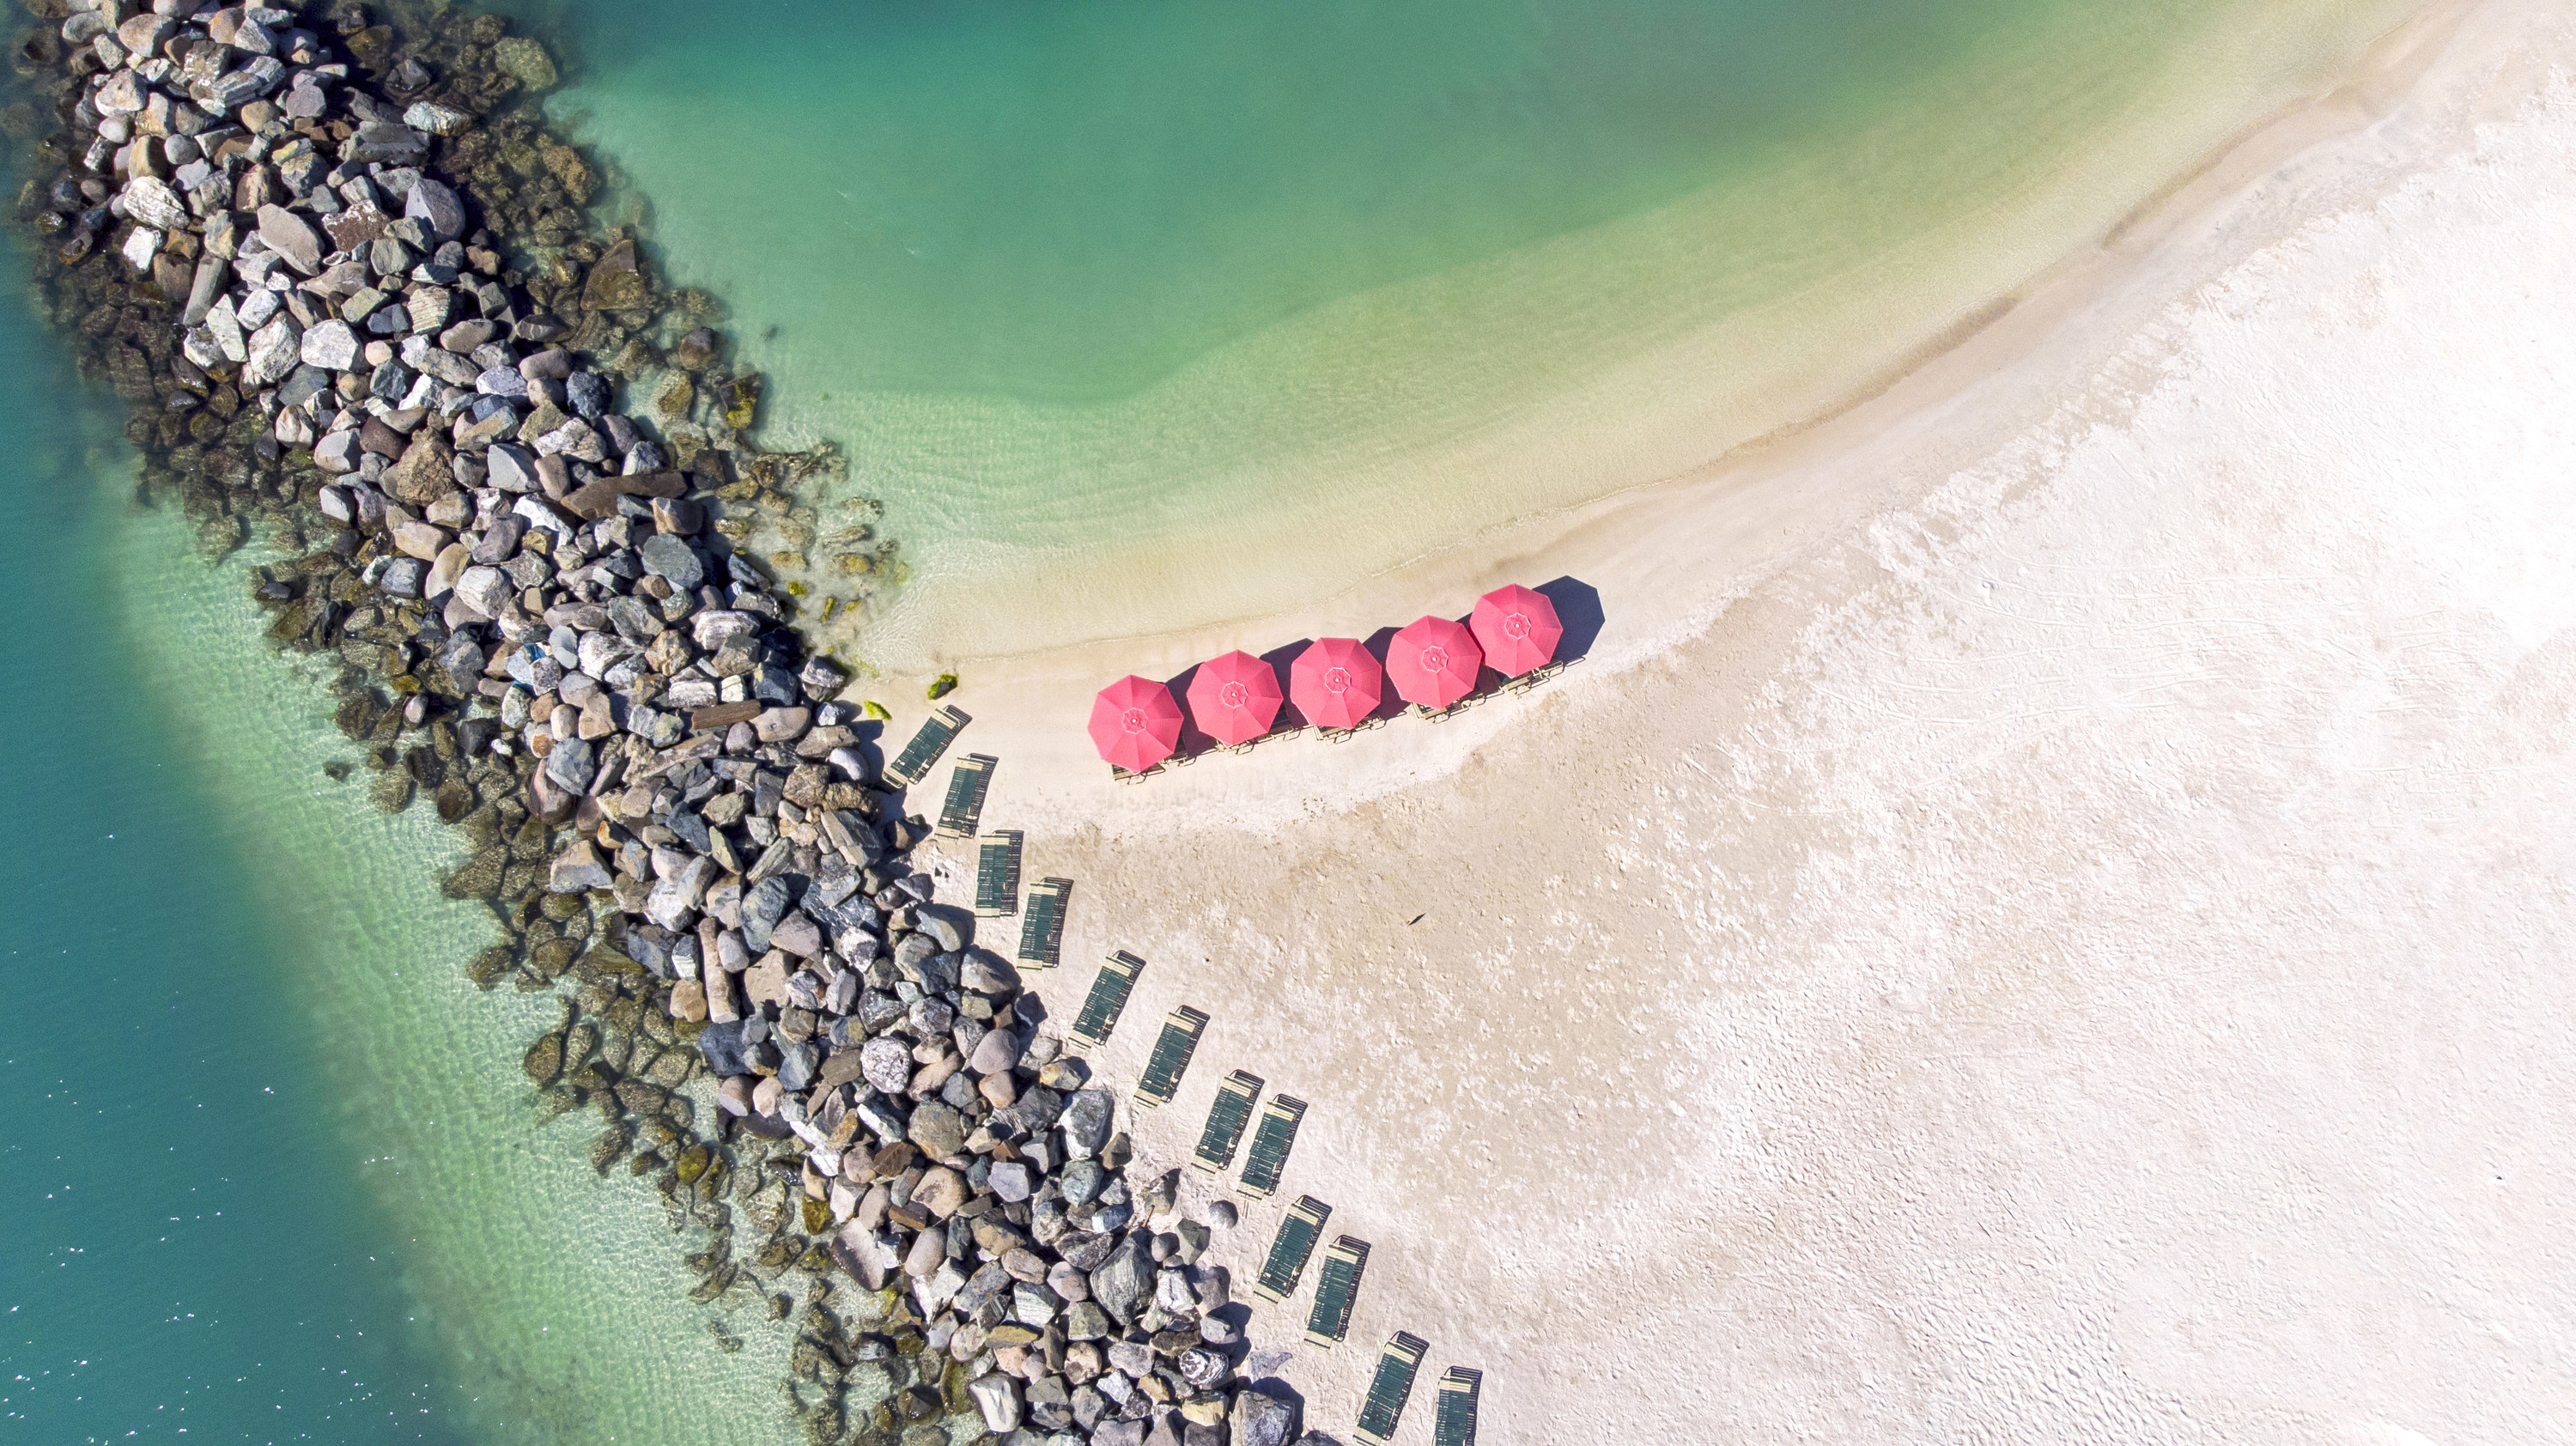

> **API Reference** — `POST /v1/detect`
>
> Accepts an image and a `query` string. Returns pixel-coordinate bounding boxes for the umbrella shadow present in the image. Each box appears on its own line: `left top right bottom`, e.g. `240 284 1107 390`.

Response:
1361 626 1409 721
1536 575 1605 660
1261 639 1314 731
1160 661 1218 758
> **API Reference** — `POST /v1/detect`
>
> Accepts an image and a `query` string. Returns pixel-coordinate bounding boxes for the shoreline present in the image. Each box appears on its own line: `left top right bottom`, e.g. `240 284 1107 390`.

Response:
941 0 2576 1437
902 0 2517 842
522 0 2427 677
9 3 1329 1444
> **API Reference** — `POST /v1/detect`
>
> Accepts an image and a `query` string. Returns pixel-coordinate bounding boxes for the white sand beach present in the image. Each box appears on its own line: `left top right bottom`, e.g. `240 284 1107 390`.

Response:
880 1 2576 1438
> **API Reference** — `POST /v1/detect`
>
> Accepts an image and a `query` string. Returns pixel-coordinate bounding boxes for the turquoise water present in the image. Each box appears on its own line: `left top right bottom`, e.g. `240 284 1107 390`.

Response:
513 0 2421 665
0 282 466 1440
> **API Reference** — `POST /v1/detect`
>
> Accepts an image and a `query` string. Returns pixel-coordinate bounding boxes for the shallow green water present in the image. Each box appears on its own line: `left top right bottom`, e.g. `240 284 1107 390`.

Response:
513 0 2421 665
0 269 468 1441
0 243 789 1444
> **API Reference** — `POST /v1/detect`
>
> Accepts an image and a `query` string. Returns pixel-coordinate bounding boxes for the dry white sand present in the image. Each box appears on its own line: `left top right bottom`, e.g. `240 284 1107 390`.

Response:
893 3 2576 1438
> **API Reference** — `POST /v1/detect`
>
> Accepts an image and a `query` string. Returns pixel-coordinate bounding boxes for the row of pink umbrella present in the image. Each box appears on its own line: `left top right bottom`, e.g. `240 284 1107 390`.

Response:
1088 584 1565 772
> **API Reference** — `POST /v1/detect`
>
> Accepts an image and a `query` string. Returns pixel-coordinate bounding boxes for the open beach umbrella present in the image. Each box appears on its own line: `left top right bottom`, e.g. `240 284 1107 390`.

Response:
1470 584 1563 677
1088 675 1183 772
1289 638 1382 731
1184 650 1284 746
1386 615 1484 709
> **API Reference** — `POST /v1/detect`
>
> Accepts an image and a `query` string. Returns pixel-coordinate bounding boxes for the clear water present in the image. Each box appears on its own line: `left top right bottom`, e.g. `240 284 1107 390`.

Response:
0 0 2428 1441
509 0 2420 667
0 251 792 1443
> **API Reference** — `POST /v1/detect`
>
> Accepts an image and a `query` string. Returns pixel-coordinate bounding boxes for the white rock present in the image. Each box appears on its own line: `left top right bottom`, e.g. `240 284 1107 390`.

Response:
121 176 188 231
241 314 301 387
967 1374 1022 1433
301 318 359 372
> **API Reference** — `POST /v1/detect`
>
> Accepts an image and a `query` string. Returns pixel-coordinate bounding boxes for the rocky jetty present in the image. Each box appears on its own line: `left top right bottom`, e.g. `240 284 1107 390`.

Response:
5 3 1315 1443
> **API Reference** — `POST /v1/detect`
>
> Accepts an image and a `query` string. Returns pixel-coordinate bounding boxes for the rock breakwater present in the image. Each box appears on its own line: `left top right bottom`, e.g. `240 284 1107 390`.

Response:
6 3 1315 1443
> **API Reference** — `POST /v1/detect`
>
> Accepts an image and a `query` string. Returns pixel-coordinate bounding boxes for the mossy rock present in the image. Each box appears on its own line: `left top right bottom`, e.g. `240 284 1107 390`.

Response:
675 1143 713 1185
719 374 762 430
529 937 581 979
924 674 957 701
644 1048 695 1088
614 1078 666 1116
590 1124 632 1175
440 844 508 900
799 1196 834 1235
862 701 890 722
538 890 588 921
369 770 416 814
532 1087 582 1125
434 780 476 823
465 946 516 991
562 1023 600 1070
522 1030 565 1084
500 862 544 901
576 945 645 976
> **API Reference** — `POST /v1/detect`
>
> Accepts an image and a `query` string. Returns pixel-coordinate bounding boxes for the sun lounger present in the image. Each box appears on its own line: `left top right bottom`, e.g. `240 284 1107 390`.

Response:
1134 1006 1209 1107
1015 877 1071 968
1236 1093 1306 1200
1303 1235 1370 1347
1192 1071 1263 1173
884 705 969 787
937 753 995 838
973 830 1022 918
1251 1195 1330 1303
1432 1367 1482 1446
1068 951 1144 1051
1353 1332 1429 1445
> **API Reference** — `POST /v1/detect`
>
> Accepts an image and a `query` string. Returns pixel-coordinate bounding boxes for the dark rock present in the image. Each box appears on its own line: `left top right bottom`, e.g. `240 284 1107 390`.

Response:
1089 1233 1154 1324
638 532 705 592
697 1018 753 1077
1231 1382 1302 1446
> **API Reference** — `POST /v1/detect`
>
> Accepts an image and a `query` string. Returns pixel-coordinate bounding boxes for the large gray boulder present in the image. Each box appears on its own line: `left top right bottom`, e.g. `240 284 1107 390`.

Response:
1060 1090 1115 1158
1231 1383 1301 1446
1089 1232 1154 1324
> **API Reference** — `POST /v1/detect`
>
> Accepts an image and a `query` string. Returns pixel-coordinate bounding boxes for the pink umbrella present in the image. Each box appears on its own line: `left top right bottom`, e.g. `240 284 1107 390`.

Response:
1088 675 1182 772
1386 615 1484 709
1185 650 1284 746
1289 638 1383 730
1470 584 1563 677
